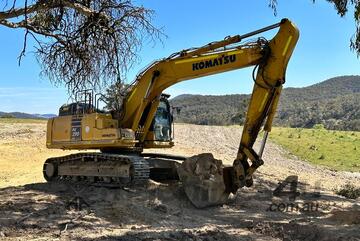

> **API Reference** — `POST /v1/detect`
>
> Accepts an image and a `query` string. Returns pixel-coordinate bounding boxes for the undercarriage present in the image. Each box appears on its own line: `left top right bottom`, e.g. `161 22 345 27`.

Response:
43 152 183 187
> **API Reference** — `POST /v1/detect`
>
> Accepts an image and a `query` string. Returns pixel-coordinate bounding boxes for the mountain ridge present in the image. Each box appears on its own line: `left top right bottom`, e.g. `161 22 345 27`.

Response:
0 111 56 119
1 75 359 130
170 75 360 131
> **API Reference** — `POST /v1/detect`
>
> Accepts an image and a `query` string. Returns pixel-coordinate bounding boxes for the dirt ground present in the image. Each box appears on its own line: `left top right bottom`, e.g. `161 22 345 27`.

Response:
0 122 359 240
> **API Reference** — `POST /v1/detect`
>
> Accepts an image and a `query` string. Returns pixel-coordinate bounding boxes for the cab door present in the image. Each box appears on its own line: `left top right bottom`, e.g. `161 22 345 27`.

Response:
152 98 172 141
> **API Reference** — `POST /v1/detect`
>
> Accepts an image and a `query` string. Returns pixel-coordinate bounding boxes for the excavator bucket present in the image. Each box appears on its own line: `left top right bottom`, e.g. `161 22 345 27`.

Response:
177 153 232 208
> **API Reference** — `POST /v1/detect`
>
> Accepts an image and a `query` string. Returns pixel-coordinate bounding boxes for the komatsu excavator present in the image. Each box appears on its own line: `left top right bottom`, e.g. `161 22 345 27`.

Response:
44 19 299 207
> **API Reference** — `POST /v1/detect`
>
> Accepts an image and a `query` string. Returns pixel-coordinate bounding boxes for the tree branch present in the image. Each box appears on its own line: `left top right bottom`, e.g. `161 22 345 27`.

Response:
0 1 47 20
0 0 163 95
0 19 66 45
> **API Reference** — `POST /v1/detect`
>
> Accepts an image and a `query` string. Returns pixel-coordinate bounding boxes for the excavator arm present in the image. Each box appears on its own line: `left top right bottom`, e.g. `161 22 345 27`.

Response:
231 19 300 192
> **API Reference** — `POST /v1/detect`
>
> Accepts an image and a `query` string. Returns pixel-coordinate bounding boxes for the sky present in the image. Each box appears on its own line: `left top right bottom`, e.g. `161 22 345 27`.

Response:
0 0 359 114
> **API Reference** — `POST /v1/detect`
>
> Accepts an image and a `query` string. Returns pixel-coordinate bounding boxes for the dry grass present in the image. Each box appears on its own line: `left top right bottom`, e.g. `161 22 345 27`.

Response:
0 119 74 187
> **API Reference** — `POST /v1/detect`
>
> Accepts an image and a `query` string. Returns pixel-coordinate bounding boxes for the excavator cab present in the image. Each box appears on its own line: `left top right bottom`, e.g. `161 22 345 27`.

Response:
143 94 174 148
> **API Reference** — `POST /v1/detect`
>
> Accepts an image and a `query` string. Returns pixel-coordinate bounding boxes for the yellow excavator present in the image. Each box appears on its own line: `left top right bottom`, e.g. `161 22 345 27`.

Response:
44 19 299 207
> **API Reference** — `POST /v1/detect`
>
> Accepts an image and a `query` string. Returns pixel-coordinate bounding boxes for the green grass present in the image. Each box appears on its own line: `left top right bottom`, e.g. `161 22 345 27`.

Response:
0 118 47 124
270 127 360 172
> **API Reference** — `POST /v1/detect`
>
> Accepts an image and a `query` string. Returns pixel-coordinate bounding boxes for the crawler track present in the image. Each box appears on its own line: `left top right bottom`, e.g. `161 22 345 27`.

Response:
43 153 150 186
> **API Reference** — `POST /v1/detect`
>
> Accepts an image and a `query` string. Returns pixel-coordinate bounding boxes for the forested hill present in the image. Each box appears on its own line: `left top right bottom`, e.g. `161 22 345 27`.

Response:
170 75 360 131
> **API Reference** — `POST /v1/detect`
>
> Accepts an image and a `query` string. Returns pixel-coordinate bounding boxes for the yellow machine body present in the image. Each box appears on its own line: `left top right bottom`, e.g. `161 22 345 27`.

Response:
46 113 138 150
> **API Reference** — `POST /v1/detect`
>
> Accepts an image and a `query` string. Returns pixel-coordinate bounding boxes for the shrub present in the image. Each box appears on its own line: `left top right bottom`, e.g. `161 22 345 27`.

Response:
336 184 360 199
313 124 325 129
0 114 15 118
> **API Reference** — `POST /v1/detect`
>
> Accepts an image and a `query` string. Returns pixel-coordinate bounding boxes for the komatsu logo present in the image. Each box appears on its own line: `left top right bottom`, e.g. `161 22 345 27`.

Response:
192 54 236 71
